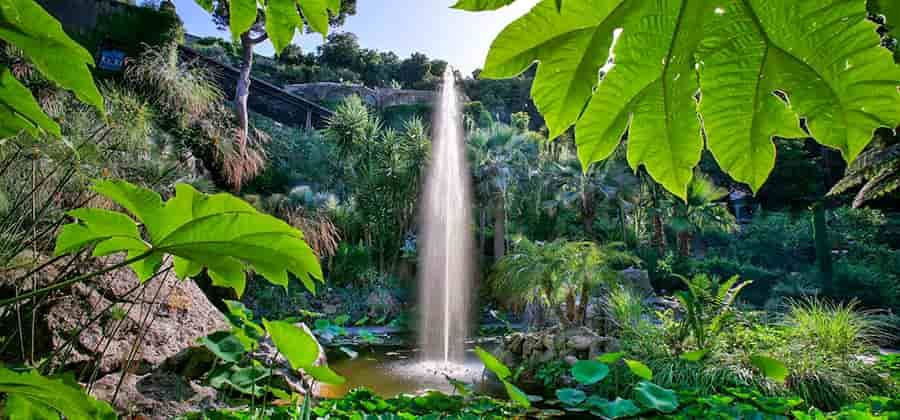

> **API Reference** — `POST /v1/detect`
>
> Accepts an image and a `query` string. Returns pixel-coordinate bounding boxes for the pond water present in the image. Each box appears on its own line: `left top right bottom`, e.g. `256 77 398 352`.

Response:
316 345 493 399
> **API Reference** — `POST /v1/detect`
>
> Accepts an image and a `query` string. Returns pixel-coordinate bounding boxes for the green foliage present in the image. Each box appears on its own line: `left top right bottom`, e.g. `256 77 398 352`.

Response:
263 320 344 385
473 346 531 408
477 0 900 198
196 0 339 52
673 274 752 350
749 355 789 383
782 299 883 358
634 380 679 413
571 360 610 385
451 0 517 11
0 367 116 420
624 359 652 381
0 0 104 138
307 387 525 419
53 180 323 297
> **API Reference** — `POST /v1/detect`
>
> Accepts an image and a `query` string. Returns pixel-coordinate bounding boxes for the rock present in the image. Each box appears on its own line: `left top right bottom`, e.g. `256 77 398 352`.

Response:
90 369 220 420
37 256 229 377
323 304 338 315
567 335 594 351
366 289 400 318
620 267 653 295
564 355 579 366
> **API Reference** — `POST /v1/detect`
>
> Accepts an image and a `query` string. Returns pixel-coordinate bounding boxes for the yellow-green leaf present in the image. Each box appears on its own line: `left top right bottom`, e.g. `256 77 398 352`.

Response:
451 0 517 11
229 0 258 40
267 0 301 52
0 69 60 138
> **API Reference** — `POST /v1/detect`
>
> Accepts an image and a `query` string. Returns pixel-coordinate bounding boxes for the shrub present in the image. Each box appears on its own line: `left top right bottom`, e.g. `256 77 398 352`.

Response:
782 299 884 357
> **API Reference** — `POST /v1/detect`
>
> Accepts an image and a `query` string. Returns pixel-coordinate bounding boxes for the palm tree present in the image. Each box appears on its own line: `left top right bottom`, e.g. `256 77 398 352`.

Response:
491 236 638 327
467 124 536 260
828 127 899 207
668 172 738 256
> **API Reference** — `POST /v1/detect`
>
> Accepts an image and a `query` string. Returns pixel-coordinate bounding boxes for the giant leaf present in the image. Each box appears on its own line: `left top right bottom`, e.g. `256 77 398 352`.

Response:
297 0 335 39
474 346 511 379
479 0 900 198
0 0 103 115
54 180 323 296
634 381 679 413
750 354 788 383
263 320 345 385
0 367 116 420
570 360 609 385
229 0 258 40
0 69 60 138
451 0 517 11
266 0 302 52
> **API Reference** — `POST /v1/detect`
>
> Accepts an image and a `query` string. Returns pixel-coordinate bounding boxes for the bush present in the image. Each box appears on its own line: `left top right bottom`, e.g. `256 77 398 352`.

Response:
689 257 781 306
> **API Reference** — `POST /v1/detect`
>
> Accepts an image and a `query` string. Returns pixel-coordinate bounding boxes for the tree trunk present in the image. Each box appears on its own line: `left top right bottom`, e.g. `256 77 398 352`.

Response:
677 231 692 257
237 33 254 146
576 281 590 326
493 196 506 261
565 291 576 324
652 213 666 254
479 208 486 257
581 191 595 238
812 202 833 290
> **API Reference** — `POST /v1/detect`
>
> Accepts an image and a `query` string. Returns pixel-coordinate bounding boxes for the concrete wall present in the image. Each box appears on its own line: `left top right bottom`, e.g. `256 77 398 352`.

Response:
284 82 437 109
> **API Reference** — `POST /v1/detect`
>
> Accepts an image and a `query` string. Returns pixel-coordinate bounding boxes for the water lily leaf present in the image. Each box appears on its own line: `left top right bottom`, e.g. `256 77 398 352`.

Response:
750 354 788 383
634 381 679 413
570 360 609 385
474 346 511 379
596 351 625 364
0 368 116 420
591 398 641 419
555 388 586 406
624 359 652 380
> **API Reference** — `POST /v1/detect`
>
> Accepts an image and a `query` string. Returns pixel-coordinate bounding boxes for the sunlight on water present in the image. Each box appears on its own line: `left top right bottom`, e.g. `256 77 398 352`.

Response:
418 68 473 365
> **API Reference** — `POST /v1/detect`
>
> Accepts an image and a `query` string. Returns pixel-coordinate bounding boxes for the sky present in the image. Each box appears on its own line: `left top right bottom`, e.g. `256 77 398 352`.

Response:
171 0 539 75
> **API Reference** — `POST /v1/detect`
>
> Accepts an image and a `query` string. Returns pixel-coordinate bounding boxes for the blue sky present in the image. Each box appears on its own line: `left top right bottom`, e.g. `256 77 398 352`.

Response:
171 0 539 75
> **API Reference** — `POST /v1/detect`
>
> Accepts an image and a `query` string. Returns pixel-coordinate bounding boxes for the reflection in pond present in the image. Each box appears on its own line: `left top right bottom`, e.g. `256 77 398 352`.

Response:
316 346 492 399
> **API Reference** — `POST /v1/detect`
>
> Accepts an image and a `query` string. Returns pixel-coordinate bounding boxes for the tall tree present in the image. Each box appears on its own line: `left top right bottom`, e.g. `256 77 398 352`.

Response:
195 0 356 143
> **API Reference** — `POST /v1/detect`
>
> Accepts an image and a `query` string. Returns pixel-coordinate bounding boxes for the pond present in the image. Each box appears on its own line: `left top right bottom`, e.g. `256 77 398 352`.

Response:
316 340 499 399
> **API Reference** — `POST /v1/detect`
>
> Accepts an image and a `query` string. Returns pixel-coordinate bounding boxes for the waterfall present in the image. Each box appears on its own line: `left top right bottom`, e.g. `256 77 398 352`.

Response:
418 68 473 364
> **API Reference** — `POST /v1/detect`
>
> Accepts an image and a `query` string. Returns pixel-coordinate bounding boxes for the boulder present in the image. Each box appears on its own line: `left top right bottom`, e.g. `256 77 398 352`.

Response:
90 369 220 419
620 267 653 295
37 256 229 377
366 289 401 318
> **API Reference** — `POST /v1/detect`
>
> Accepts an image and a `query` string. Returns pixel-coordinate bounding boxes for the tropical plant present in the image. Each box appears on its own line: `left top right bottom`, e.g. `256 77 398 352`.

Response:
491 236 638 326
668 172 737 256
0 366 117 419
462 0 900 199
672 274 752 352
468 123 537 259
0 0 103 139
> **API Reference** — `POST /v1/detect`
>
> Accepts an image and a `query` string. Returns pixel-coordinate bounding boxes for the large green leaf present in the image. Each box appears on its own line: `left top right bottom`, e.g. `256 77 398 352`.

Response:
266 0 302 52
750 354 788 383
0 0 103 119
502 380 531 408
624 359 653 380
297 0 333 39
263 320 320 369
634 381 679 413
570 360 609 385
0 368 116 420
54 181 323 296
0 69 60 138
555 388 586 406
451 0 517 11
200 331 246 363
591 398 641 419
474 346 511 379
229 0 258 40
479 0 900 198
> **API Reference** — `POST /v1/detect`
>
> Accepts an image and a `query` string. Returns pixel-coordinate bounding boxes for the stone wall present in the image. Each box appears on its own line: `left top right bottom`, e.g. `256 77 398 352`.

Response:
285 82 437 109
